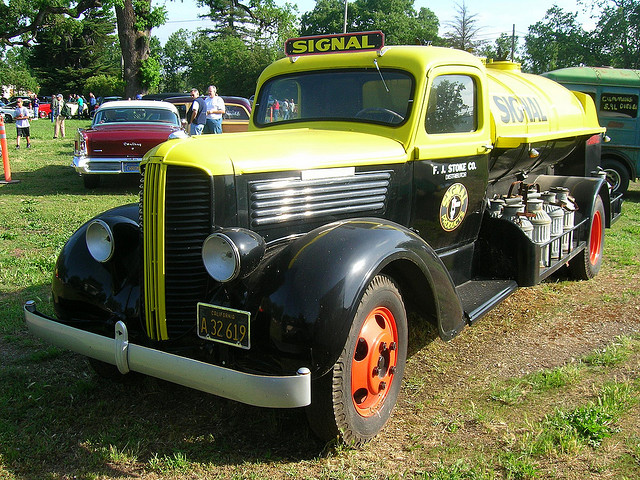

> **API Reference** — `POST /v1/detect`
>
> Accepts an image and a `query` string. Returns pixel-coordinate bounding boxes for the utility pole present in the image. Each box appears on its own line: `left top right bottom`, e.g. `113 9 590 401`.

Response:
511 24 515 62
343 0 348 33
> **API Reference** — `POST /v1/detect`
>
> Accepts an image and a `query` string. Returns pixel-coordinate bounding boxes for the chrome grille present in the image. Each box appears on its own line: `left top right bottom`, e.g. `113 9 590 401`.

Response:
249 171 391 227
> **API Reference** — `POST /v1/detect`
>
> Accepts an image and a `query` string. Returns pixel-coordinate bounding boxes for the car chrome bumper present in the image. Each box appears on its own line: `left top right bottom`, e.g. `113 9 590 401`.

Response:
72 155 142 174
24 302 311 408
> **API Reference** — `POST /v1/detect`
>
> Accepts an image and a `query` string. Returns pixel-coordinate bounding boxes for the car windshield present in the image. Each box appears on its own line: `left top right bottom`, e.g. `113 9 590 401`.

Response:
93 107 180 126
254 69 414 127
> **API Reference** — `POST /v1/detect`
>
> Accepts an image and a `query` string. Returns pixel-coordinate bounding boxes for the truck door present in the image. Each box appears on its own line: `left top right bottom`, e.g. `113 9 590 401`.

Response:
597 86 640 170
411 66 491 277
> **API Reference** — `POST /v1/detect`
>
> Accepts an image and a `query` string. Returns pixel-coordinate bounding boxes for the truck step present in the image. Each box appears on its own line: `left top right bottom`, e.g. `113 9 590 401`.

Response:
456 279 518 325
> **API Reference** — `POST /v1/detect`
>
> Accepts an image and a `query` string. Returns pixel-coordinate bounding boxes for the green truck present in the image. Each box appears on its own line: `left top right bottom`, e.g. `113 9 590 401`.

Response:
544 67 640 194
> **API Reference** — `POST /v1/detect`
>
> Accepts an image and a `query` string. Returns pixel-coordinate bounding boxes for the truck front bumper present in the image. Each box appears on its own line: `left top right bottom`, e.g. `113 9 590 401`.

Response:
24 302 311 408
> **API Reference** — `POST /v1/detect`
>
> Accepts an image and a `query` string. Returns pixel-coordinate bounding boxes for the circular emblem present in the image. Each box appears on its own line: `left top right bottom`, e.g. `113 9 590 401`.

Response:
439 183 469 232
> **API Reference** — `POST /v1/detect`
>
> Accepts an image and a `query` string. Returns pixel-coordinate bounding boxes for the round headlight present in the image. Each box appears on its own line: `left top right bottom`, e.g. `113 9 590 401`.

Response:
86 219 114 263
202 233 240 283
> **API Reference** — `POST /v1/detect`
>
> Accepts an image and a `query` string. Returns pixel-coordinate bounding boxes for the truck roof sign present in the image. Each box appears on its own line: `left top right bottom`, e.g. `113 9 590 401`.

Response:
285 31 384 57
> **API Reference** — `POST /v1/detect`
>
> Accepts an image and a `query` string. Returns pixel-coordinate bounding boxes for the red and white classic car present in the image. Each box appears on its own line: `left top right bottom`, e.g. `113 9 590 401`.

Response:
73 100 187 188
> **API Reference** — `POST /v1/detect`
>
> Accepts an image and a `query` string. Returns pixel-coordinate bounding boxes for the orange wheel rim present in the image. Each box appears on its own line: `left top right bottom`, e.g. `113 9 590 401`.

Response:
351 306 398 417
589 209 603 266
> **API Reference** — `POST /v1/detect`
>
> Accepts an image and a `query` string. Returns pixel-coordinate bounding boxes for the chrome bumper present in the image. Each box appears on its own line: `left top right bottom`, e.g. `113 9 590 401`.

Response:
24 302 311 408
72 155 141 174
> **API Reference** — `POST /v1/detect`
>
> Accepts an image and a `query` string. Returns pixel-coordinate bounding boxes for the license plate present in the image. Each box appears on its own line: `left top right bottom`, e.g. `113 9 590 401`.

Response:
197 303 250 349
123 162 140 173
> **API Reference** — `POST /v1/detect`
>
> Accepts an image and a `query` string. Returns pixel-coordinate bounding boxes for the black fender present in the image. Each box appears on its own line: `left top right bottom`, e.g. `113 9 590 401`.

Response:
255 218 464 376
52 204 142 337
534 175 612 226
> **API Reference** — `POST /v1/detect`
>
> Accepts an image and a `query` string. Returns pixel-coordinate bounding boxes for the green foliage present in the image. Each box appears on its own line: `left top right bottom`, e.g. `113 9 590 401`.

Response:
423 459 495 479
84 74 126 97
139 56 161 92
188 34 279 97
583 336 633 366
0 48 39 93
523 6 588 73
300 0 439 45
27 7 121 95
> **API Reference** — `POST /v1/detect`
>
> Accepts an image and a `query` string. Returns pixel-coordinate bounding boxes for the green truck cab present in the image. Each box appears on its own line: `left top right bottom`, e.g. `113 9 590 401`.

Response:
25 32 621 445
544 66 640 194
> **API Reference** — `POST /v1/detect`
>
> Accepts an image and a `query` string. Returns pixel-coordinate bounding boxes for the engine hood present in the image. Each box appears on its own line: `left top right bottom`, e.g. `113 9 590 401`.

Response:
144 128 409 176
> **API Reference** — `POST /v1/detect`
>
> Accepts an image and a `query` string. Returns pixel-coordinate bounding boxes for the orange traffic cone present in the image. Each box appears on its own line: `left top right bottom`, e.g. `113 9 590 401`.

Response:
0 114 19 184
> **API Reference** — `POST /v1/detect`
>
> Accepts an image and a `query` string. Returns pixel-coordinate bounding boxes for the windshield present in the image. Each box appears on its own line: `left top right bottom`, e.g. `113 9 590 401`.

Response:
254 69 414 127
93 107 180 127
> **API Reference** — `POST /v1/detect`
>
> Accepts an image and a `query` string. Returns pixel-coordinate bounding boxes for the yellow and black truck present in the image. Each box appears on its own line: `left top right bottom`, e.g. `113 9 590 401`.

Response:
25 32 622 445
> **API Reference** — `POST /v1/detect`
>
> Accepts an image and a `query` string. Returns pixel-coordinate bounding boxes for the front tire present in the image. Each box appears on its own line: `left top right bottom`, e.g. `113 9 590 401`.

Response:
306 274 408 445
569 195 605 280
602 158 630 194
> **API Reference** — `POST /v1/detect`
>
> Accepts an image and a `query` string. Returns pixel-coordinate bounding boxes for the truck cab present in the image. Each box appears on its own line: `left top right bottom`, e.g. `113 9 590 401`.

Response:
25 32 621 446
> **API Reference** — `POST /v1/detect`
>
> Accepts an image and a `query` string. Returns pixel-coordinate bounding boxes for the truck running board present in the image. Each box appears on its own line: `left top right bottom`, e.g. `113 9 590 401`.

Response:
456 279 519 325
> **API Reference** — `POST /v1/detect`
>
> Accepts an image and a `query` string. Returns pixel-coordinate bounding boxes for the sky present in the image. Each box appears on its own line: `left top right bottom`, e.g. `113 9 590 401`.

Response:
152 0 595 46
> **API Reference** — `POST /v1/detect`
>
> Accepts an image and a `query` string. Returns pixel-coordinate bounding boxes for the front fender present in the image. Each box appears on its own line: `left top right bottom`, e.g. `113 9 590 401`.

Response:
255 218 463 375
52 204 142 337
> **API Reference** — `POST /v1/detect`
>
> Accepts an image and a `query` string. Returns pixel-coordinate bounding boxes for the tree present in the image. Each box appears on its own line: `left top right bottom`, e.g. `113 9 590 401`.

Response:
0 48 39 94
523 6 588 73
113 0 167 98
200 0 298 46
161 29 193 92
588 0 640 68
28 7 121 95
0 0 102 47
188 34 278 97
301 0 439 45
442 1 484 52
478 32 520 62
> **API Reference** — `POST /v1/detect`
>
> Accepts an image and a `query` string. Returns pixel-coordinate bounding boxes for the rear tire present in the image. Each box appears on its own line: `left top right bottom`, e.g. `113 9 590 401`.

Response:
306 274 407 446
569 195 605 280
602 158 630 195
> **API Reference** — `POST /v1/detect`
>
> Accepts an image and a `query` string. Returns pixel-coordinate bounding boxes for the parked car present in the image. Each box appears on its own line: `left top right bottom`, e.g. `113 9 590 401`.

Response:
163 95 252 133
72 100 187 188
1 100 35 122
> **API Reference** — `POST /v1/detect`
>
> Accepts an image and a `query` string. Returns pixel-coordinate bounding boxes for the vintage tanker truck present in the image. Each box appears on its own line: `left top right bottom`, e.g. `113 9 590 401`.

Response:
25 32 622 445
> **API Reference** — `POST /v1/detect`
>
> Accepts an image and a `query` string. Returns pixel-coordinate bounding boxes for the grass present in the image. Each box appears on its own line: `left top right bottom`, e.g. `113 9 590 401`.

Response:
1 121 640 479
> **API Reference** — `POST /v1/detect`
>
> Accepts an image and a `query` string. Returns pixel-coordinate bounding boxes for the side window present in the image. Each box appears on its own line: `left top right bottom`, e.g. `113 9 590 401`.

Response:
599 92 638 118
425 75 477 134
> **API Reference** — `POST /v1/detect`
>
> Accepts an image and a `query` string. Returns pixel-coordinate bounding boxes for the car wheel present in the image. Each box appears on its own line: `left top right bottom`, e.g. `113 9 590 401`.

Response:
569 195 605 280
306 274 407 446
39 111 47 119
83 175 101 188
3 114 13 122
602 158 630 195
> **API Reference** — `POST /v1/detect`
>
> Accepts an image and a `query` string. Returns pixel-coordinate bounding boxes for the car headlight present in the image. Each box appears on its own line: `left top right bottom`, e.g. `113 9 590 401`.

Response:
168 130 189 139
86 219 114 263
202 229 265 283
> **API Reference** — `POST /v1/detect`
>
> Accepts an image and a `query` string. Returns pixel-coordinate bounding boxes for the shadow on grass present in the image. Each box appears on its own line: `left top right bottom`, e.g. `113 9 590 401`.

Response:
0 164 140 196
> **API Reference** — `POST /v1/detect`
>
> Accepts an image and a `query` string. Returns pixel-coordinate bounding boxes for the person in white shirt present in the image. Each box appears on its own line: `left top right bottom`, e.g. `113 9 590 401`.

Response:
14 98 31 149
204 85 225 134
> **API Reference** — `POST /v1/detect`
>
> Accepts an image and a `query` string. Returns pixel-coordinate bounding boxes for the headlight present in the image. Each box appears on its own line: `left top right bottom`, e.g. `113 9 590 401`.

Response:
168 130 189 139
202 229 265 283
86 219 114 263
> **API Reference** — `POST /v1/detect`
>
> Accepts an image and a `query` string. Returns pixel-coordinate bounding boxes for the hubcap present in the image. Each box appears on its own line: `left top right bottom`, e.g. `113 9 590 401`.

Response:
351 306 398 417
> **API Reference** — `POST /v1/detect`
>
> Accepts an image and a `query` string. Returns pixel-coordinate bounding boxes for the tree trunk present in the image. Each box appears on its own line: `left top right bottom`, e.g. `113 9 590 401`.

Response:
115 0 151 98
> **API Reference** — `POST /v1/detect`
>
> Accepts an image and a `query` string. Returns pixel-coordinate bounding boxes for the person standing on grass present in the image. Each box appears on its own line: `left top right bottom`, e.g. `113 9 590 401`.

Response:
14 98 32 149
54 94 66 139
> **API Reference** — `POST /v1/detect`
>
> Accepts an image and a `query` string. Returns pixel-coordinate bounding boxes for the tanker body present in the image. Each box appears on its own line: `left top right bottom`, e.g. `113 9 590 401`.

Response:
25 33 622 447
